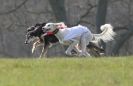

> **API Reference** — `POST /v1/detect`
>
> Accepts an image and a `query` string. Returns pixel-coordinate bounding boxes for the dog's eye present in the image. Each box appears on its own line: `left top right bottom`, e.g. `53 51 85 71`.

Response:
47 25 50 27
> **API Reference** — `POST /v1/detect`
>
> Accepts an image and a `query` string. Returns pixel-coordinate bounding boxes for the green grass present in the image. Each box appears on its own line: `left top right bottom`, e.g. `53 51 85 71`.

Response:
0 56 132 86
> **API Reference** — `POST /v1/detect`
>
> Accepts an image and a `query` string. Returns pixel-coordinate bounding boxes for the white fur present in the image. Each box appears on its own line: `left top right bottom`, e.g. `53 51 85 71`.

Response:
93 24 116 43
43 23 116 57
43 23 91 56
43 23 57 32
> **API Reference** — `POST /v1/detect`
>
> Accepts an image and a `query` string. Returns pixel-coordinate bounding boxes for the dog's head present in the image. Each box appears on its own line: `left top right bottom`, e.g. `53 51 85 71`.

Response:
42 23 57 33
25 23 47 44
25 25 41 44
25 26 37 44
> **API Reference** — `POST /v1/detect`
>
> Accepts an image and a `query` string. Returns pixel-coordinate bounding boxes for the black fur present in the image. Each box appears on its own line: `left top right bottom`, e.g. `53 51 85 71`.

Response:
26 23 59 44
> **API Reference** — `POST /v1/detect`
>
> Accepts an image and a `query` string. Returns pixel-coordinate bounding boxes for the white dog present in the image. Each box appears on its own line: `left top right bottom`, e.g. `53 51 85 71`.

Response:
42 22 116 56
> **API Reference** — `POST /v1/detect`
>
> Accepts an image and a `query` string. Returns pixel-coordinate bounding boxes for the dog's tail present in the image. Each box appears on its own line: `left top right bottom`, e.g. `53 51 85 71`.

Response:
93 24 116 43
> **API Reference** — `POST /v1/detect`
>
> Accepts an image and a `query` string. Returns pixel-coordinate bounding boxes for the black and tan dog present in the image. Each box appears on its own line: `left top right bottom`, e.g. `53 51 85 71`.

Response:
25 23 59 57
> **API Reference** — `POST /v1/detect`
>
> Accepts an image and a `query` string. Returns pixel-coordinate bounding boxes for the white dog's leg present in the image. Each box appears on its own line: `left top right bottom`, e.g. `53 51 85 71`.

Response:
65 39 79 56
73 44 82 55
80 32 93 57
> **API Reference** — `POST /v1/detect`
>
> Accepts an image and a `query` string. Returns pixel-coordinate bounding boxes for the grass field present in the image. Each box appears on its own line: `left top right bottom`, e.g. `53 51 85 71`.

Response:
0 56 132 86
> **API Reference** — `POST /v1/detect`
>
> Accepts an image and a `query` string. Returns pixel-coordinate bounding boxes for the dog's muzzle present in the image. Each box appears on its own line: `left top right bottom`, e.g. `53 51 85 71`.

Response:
42 28 50 33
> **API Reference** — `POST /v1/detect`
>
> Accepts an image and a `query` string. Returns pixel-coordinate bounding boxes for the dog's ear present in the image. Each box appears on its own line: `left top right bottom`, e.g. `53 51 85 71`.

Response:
35 23 42 27
41 23 46 26
53 23 58 28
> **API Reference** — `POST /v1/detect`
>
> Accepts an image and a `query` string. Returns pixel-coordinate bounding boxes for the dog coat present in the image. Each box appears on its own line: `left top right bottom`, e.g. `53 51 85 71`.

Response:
63 25 92 41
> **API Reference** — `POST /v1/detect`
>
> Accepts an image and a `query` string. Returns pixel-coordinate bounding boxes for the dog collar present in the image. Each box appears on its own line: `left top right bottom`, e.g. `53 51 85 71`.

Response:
53 29 59 34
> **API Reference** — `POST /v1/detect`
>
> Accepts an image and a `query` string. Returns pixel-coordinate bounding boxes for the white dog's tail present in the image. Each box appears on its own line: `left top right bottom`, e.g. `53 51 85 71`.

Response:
93 24 116 43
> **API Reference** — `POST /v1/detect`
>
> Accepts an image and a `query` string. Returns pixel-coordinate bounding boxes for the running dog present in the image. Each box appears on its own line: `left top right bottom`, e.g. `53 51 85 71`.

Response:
43 23 115 56
25 23 59 58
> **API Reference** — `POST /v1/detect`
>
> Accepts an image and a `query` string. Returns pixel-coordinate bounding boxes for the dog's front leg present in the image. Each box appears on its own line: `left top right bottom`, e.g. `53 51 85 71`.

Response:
73 44 82 55
39 43 50 58
32 41 42 53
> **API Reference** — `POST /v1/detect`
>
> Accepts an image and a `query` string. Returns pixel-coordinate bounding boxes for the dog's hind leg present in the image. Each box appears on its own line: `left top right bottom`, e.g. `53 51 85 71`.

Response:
39 47 44 58
79 32 93 57
86 41 105 57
